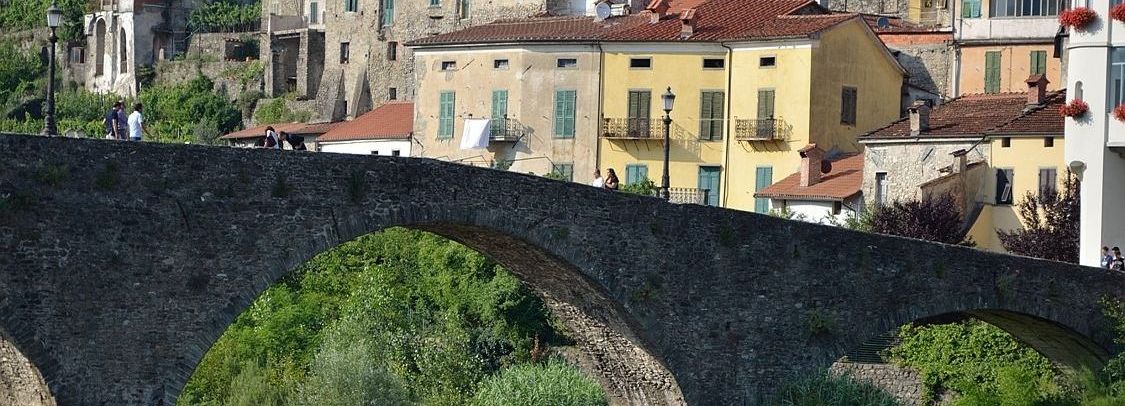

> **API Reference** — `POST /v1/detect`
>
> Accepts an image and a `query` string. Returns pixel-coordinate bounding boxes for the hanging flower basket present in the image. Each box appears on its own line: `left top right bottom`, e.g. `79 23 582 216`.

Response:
1060 99 1089 119
1112 3 1125 22
1059 7 1098 30
1114 104 1125 122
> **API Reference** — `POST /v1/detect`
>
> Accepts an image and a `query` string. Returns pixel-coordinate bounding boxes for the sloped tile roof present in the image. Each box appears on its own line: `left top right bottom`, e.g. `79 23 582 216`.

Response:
407 0 857 46
319 102 414 142
862 90 1066 139
754 154 864 201
223 122 318 140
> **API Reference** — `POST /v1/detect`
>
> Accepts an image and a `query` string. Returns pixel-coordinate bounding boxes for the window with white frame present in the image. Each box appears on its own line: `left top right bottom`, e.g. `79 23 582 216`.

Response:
989 0 1066 17
1111 48 1125 109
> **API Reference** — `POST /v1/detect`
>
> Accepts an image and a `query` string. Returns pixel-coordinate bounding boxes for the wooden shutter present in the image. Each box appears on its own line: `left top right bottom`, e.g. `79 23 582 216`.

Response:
700 92 714 139
985 52 1001 94
382 0 394 25
439 91 455 138
628 91 650 119
962 0 980 17
1039 168 1057 196
757 89 775 119
710 92 724 140
1030 51 1046 75
841 87 857 125
755 166 773 213
698 167 721 206
491 90 507 120
554 90 576 138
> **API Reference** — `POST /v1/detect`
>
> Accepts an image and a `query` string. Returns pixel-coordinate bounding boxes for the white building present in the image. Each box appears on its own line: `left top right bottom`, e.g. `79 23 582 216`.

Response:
318 102 414 156
754 145 865 225
1065 6 1125 266
81 0 198 96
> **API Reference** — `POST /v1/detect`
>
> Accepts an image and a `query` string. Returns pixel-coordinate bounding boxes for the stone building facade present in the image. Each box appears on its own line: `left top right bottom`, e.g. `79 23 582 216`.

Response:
261 0 588 122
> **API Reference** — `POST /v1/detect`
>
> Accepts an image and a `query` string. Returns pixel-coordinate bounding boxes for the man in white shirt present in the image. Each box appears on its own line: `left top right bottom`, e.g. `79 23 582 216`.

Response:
590 169 604 188
127 103 150 141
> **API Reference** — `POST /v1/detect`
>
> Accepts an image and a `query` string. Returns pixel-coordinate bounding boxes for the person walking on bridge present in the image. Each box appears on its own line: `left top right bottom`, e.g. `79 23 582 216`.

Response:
127 103 151 141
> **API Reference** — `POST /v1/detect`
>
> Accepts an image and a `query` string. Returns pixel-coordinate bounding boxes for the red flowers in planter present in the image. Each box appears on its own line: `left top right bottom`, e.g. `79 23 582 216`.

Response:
1060 7 1098 30
1060 99 1089 119
1113 3 1125 22
1114 105 1125 122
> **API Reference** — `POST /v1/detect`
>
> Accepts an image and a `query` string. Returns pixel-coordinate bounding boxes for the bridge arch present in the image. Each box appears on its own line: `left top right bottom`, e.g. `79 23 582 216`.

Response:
0 328 55 406
2 134 1124 404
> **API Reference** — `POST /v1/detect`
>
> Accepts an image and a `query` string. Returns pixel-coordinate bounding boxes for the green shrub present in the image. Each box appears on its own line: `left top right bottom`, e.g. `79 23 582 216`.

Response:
188 0 261 33
253 97 310 125
471 358 607 406
291 330 412 406
621 177 656 196
0 0 88 41
773 373 901 406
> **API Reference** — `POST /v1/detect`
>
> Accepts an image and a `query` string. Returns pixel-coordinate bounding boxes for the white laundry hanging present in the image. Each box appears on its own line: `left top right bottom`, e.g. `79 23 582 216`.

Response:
460 118 491 150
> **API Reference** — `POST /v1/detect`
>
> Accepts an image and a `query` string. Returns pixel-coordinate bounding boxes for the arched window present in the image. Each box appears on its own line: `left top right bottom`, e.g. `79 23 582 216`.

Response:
119 28 128 74
94 19 106 76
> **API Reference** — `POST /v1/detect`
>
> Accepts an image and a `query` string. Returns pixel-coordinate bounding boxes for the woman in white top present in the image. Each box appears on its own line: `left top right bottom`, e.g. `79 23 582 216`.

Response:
590 169 604 188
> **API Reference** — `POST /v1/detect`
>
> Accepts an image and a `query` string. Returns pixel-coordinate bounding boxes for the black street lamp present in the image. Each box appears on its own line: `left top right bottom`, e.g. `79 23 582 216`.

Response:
659 87 675 200
42 1 62 136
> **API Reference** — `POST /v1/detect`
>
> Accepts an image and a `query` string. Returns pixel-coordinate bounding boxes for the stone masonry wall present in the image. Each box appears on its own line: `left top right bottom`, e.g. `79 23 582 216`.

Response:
862 140 989 204
0 335 54 406
831 362 927 405
1 134 1122 405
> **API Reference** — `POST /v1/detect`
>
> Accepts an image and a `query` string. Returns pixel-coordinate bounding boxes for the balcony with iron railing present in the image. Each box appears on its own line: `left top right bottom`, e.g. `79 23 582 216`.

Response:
600 118 667 140
489 117 527 142
735 118 785 141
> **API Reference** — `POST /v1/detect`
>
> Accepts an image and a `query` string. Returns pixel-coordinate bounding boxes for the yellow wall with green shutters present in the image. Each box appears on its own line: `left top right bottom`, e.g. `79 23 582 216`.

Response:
596 45 729 200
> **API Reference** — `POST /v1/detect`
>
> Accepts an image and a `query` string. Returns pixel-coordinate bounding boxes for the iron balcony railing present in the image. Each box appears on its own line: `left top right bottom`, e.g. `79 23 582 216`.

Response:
489 117 526 142
735 118 785 141
600 118 667 139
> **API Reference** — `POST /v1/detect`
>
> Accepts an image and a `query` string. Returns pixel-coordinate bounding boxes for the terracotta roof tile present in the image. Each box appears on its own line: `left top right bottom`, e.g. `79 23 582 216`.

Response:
862 90 1066 139
407 0 856 46
755 154 864 201
319 102 414 142
223 122 313 140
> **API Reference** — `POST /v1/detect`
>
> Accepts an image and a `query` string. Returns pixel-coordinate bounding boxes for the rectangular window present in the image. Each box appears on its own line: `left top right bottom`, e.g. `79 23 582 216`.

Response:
339 42 350 64
440 60 456 71
438 91 455 139
625 164 649 185
459 0 470 18
875 172 888 207
703 58 725 69
553 90 576 138
699 166 722 207
984 51 1002 94
344 0 358 12
629 58 652 69
840 86 857 125
389 87 397 100
989 0 1065 17
382 0 394 26
1030 50 1047 75
699 91 725 141
1045 137 1054 147
371 150 380 155
1002 136 1011 147
996 168 1014 205
1111 48 1125 108
309 1 319 23
1039 167 1057 197
392 150 401 156
387 42 398 61
757 89 776 138
759 56 776 68
493 59 509 69
552 163 574 182
627 90 651 138
962 0 981 17
832 201 843 215
430 0 439 6
556 58 578 69
754 166 772 213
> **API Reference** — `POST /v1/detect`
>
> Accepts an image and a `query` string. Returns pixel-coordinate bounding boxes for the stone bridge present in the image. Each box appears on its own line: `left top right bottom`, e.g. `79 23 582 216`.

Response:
0 133 1122 405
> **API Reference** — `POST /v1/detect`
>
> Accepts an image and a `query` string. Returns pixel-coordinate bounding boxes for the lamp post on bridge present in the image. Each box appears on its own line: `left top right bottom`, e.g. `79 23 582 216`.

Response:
42 1 62 136
659 87 675 201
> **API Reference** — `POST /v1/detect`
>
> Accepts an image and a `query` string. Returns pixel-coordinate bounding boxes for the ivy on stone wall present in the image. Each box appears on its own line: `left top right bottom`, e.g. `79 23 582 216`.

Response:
188 0 262 33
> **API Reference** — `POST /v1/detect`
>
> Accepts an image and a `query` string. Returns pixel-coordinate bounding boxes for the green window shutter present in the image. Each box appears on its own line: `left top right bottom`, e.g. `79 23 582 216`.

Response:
711 92 724 140
554 90 576 138
757 89 775 119
698 166 721 206
460 0 470 18
382 0 394 25
962 0 980 17
985 52 1001 94
491 90 507 120
700 92 714 139
438 91 455 138
626 164 648 185
754 166 773 213
1030 51 1047 75
840 87 857 125
627 91 651 119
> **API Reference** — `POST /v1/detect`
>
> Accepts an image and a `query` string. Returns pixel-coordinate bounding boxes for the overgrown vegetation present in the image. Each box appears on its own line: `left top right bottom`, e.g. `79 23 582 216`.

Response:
621 177 657 196
998 172 1080 263
253 96 311 125
188 0 262 33
772 373 902 406
0 0 88 41
862 193 974 246
177 229 595 406
470 358 608 406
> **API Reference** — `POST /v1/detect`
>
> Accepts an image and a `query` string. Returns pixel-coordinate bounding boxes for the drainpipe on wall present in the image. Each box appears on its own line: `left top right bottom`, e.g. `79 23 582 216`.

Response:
596 42 605 181
720 42 734 208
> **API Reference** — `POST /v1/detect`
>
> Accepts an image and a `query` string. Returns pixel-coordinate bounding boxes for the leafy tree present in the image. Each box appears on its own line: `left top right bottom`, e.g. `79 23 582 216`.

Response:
621 178 656 196
0 42 45 114
0 0 88 42
867 193 972 245
188 0 262 33
139 74 242 141
998 173 1080 263
772 373 901 406
471 358 607 406
291 327 412 406
253 97 311 125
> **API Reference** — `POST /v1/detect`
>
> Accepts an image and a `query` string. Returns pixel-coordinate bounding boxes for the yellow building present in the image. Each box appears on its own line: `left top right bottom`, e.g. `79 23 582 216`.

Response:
860 77 1066 252
952 0 1066 95
598 2 904 210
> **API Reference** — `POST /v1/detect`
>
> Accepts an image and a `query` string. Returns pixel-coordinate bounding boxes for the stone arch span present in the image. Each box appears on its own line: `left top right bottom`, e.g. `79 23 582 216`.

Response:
0 328 55 406
1 133 1125 405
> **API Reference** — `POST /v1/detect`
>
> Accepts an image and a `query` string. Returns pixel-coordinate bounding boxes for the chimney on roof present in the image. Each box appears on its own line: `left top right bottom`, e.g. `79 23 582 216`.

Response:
951 149 967 175
680 8 696 39
798 144 826 187
1026 74 1049 105
645 0 669 23
908 99 930 136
